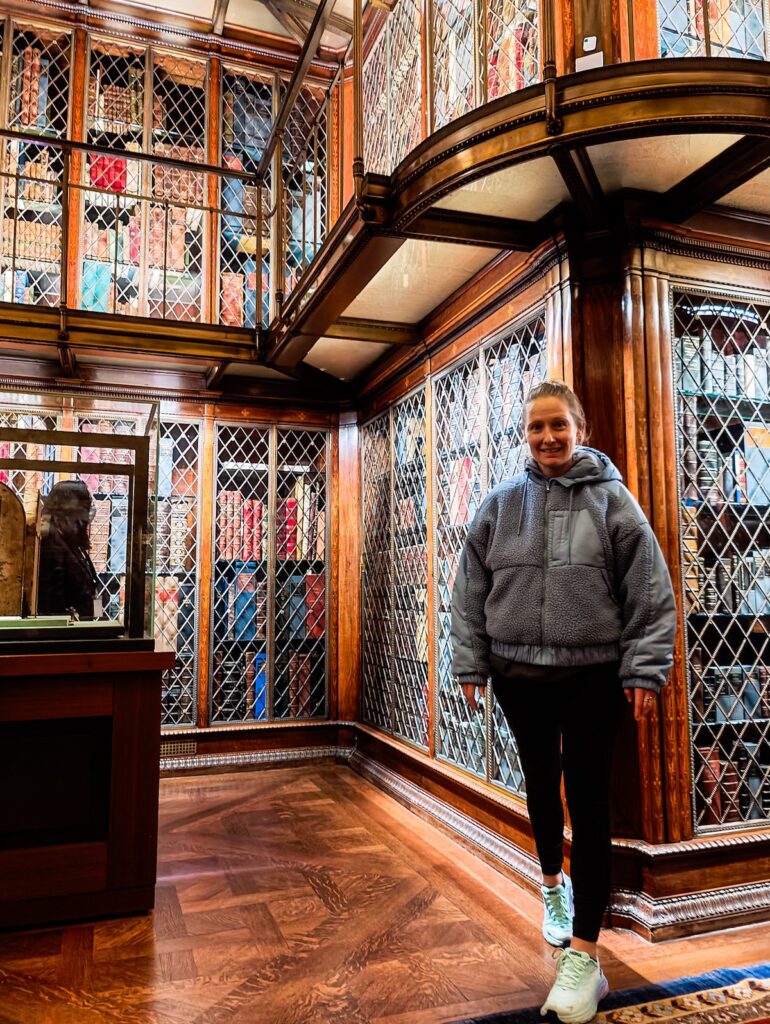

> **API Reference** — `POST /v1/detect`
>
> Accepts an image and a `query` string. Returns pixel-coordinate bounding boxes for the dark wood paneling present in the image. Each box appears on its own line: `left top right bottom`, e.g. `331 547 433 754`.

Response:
107 671 163 891
0 843 107 903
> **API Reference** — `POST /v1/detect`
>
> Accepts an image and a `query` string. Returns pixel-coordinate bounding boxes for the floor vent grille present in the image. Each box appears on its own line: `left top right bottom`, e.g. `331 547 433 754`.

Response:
160 740 198 758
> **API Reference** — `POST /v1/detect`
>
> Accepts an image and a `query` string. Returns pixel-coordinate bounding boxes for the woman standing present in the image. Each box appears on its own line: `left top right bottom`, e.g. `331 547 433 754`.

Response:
451 380 676 1024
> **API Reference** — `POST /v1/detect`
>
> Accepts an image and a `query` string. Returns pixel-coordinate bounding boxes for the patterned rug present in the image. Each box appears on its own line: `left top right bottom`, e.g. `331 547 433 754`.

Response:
453 962 770 1024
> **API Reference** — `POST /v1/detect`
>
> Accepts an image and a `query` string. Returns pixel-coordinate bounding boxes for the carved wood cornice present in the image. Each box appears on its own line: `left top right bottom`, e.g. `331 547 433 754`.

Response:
634 219 770 271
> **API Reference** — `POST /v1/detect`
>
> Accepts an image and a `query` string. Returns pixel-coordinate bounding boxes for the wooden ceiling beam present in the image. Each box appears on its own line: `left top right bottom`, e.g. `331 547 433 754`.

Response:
550 146 605 221
205 361 230 390
325 317 419 346
263 0 307 45
211 0 230 35
657 134 770 224
402 208 538 249
273 0 354 36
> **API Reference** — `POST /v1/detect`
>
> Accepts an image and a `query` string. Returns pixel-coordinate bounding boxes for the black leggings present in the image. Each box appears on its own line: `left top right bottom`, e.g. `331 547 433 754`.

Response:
491 658 626 943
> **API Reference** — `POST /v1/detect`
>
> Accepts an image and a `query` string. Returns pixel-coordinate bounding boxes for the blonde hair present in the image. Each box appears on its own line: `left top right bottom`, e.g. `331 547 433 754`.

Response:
524 380 589 443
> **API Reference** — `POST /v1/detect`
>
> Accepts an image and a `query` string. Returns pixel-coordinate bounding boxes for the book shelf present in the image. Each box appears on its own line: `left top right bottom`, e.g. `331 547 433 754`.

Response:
211 423 329 724
155 420 201 728
282 85 328 297
673 291 770 832
220 65 272 329
432 314 546 792
0 22 71 308
432 0 476 129
361 390 430 749
273 429 328 719
362 0 422 175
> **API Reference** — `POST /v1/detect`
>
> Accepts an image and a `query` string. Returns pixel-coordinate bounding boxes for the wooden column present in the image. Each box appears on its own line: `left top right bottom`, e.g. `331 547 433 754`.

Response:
639 250 693 842
207 57 222 325
337 412 361 723
196 406 216 728
66 27 88 310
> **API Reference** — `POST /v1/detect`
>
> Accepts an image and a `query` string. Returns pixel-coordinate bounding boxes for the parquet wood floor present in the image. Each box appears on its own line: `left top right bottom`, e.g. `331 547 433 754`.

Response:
1 764 769 1024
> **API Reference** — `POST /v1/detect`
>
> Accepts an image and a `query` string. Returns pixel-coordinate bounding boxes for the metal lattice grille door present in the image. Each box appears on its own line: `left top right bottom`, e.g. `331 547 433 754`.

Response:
658 0 767 58
432 0 477 130
283 85 328 294
673 290 770 832
362 32 390 175
486 315 546 793
212 424 270 724
156 420 201 728
220 67 273 330
149 51 208 323
0 136 63 308
486 0 540 99
388 0 423 170
75 414 138 626
8 23 71 138
81 39 146 317
273 429 328 720
0 409 58 521
433 357 487 777
392 390 429 748
361 411 393 730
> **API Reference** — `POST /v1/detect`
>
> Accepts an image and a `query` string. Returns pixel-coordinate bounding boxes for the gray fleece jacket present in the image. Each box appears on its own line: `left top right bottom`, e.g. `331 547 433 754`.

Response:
450 447 676 693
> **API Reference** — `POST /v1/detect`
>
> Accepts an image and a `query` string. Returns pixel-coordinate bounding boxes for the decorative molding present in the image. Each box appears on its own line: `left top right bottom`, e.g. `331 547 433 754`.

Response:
161 719 358 737
160 745 355 772
637 225 770 272
611 882 770 931
348 749 542 887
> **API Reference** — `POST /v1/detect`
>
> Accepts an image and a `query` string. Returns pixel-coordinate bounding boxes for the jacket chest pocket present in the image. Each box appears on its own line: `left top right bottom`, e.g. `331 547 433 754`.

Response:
548 508 605 567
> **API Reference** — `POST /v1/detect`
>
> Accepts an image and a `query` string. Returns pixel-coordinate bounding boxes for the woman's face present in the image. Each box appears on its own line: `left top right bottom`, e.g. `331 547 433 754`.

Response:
525 396 582 478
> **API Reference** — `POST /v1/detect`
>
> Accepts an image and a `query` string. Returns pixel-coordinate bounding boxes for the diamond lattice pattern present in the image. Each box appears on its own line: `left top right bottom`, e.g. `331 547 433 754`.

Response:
673 291 770 831
157 421 200 728
363 31 389 175
434 358 487 777
0 139 63 307
273 430 328 720
361 411 394 731
75 415 138 626
433 0 476 129
283 85 328 295
8 24 71 138
487 0 540 99
212 424 270 723
220 68 273 329
392 391 429 748
658 0 766 58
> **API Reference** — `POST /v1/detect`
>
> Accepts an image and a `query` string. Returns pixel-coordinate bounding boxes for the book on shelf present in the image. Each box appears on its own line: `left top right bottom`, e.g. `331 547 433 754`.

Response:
448 456 476 525
157 436 175 498
288 650 312 716
168 498 194 571
89 497 111 571
109 496 129 573
744 423 770 505
305 573 325 639
276 496 298 560
154 574 179 647
244 650 267 719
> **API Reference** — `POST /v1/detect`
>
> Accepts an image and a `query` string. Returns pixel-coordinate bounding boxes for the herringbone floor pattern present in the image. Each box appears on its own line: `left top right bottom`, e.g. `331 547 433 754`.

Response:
0 764 769 1024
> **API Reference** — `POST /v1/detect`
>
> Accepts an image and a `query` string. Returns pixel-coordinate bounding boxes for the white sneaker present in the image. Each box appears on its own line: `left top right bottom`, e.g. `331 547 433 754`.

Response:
541 875 573 947
540 948 609 1023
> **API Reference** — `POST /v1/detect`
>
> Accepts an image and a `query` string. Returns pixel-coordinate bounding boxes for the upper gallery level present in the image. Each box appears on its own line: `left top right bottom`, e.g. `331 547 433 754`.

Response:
0 0 767 395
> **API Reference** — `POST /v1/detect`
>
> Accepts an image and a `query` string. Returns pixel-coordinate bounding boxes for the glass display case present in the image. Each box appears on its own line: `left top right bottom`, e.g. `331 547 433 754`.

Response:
0 389 158 649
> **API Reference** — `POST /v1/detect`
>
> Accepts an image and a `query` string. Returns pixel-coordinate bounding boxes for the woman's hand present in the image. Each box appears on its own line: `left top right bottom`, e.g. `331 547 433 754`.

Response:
625 687 657 721
461 682 484 712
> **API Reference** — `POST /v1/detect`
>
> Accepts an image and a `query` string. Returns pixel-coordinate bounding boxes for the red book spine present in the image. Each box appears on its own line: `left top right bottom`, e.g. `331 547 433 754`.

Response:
305 573 325 639
242 499 254 562
283 497 298 559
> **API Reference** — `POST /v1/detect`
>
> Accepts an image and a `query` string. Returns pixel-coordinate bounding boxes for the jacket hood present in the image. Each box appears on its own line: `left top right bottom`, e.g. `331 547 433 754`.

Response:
525 446 622 488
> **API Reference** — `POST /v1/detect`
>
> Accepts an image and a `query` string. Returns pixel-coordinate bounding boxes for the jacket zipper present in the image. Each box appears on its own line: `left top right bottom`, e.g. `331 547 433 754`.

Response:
541 479 551 647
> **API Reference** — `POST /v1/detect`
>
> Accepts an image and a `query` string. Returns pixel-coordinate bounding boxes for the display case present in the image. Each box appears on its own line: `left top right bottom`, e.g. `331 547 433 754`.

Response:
0 389 159 649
